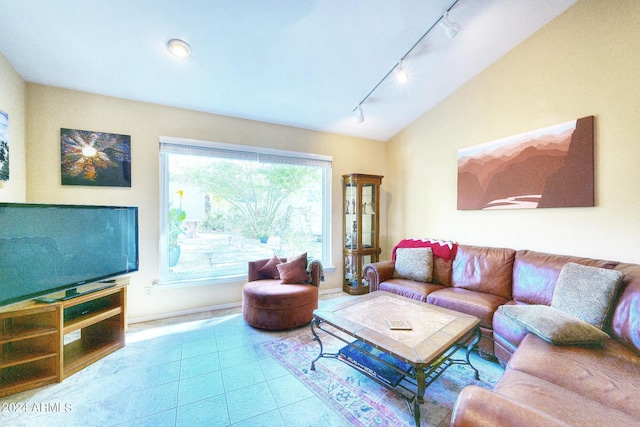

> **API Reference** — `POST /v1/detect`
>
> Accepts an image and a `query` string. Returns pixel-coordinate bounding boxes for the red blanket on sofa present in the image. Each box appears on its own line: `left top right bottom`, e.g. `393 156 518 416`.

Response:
391 238 458 262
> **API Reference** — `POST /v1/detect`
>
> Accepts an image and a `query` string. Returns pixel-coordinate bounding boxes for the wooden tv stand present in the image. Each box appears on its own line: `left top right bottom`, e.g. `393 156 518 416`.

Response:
0 277 128 397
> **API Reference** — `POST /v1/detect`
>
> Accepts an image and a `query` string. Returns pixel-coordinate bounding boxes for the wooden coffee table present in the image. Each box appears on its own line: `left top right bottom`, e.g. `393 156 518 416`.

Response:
310 291 481 426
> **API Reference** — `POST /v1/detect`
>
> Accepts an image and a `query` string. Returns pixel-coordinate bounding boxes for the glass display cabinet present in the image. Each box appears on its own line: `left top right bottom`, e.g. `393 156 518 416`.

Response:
342 174 383 295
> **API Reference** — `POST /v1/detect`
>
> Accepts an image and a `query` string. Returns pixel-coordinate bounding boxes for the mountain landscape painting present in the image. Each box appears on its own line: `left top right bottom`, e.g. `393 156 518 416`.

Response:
457 116 594 210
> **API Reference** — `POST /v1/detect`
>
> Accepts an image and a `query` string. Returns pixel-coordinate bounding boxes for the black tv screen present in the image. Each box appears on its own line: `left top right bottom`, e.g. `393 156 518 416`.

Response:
0 203 138 306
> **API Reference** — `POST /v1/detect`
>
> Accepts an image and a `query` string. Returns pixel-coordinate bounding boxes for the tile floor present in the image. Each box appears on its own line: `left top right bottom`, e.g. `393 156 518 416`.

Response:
0 293 353 427
0 292 500 427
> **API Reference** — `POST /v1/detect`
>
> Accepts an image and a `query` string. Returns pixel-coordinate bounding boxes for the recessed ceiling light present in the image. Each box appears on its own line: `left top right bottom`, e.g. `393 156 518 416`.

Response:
167 39 191 58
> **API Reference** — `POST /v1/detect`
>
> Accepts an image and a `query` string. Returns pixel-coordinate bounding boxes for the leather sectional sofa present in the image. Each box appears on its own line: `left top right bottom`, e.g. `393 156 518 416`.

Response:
363 241 640 426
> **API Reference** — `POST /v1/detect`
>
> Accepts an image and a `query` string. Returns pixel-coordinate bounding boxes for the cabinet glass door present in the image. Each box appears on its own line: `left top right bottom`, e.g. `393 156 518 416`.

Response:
344 254 373 289
361 183 376 249
345 183 357 249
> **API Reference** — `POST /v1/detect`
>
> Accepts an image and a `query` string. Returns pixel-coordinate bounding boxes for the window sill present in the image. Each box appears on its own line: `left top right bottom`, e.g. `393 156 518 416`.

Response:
153 274 247 289
154 265 335 289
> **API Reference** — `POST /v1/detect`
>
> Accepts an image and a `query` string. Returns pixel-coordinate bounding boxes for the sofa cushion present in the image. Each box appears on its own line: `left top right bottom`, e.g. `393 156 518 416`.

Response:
452 385 572 427
277 252 308 284
393 247 433 282
392 238 457 285
379 279 445 302
432 257 454 286
507 334 640 419
492 302 529 362
257 254 282 279
493 369 640 426
427 287 508 328
551 262 624 329
609 263 640 355
511 250 619 305
451 245 515 300
500 305 609 346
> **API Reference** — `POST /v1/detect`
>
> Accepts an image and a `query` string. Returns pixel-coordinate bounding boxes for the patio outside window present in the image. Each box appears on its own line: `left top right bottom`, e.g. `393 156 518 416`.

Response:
159 138 332 285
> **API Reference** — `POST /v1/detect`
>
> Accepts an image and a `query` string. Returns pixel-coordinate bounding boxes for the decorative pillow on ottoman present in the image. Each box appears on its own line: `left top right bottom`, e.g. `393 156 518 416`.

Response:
277 252 309 284
393 247 433 283
500 305 610 346
551 262 624 329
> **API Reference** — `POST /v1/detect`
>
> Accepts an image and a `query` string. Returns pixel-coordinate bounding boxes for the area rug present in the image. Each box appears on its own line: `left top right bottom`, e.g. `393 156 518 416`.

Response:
261 327 503 427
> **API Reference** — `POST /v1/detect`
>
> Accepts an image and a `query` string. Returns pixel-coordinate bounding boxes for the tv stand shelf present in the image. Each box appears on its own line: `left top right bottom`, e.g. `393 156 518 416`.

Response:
0 277 128 397
0 349 58 368
0 324 58 343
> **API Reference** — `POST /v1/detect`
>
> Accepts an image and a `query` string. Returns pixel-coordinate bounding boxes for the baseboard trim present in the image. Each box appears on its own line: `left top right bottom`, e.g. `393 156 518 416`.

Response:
319 287 345 297
129 286 345 324
128 301 242 324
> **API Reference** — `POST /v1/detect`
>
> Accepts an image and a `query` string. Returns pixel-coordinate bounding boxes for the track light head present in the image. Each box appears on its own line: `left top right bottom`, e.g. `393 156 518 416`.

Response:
395 60 409 84
439 12 460 38
355 105 365 123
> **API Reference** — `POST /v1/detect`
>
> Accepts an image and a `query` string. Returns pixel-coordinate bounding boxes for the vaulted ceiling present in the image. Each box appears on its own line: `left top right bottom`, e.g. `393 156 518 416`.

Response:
0 0 577 141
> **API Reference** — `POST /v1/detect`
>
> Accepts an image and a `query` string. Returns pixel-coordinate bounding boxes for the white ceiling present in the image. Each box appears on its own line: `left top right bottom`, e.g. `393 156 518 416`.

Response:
0 0 577 141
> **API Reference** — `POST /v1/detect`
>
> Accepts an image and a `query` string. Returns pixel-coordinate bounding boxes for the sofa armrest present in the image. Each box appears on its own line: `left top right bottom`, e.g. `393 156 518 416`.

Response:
248 259 269 282
363 260 395 292
451 386 570 427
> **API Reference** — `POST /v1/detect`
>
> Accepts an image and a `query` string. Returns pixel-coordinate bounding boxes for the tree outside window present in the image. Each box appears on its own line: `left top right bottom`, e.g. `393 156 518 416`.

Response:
161 148 328 283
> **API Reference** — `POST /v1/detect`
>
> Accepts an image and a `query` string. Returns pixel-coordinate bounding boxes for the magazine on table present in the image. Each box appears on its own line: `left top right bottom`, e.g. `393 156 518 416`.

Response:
385 319 412 330
338 340 413 387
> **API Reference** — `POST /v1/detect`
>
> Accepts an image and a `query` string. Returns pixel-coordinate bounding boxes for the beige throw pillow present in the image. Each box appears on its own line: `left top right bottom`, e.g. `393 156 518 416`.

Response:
500 305 610 346
393 247 433 283
551 262 624 330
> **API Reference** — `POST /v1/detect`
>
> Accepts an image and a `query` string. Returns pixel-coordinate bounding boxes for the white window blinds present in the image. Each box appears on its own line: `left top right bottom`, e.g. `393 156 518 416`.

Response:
159 137 332 168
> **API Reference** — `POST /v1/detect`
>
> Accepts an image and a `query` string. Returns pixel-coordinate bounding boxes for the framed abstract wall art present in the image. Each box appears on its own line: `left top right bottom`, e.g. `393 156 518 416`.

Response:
61 128 131 187
457 116 594 210
0 110 8 181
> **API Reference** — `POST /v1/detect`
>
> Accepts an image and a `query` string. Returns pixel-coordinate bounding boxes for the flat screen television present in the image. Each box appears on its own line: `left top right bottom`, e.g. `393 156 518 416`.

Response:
0 203 138 306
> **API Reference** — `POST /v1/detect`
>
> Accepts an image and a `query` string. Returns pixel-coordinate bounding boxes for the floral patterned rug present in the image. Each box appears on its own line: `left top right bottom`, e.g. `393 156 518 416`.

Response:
261 326 503 427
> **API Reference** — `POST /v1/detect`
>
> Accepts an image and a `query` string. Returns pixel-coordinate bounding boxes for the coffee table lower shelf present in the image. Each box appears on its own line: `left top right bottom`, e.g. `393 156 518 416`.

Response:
310 318 481 427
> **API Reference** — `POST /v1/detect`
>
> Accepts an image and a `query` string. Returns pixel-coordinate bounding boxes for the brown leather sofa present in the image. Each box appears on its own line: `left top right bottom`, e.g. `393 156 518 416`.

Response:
364 243 640 426
364 244 516 357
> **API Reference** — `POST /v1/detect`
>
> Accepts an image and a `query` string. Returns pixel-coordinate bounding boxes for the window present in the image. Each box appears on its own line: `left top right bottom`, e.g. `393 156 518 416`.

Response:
159 137 332 285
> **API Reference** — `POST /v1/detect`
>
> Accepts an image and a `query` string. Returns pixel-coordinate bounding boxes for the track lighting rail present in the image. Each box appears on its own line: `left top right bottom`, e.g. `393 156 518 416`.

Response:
353 0 460 122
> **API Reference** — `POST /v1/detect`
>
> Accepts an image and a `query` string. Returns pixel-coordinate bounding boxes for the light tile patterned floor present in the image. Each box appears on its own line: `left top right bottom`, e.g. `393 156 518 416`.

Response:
0 292 500 426
0 294 352 427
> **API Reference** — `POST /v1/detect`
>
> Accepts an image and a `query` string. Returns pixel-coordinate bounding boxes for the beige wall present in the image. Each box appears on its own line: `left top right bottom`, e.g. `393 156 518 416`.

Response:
5 0 640 319
24 84 386 320
386 0 640 263
0 53 27 202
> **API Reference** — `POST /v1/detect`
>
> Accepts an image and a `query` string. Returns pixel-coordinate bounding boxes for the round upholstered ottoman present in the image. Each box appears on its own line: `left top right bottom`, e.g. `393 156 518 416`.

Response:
242 279 318 330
